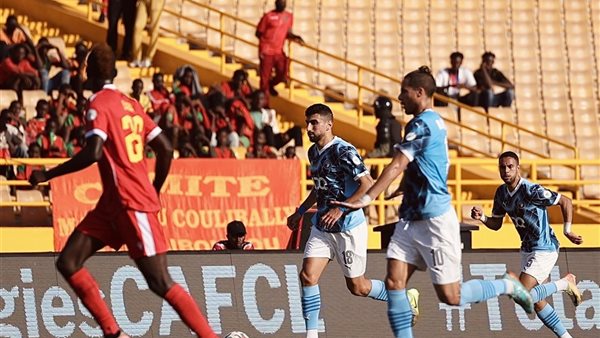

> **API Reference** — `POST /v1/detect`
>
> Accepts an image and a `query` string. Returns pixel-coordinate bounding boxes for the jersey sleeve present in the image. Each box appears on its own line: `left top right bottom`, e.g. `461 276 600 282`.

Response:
256 14 267 35
84 98 109 141
528 184 561 207
491 187 506 218
393 119 430 162
339 147 369 181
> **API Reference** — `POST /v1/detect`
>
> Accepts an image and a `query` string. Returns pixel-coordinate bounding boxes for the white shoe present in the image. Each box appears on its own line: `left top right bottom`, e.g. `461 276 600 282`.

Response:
140 58 152 68
407 288 420 327
128 60 140 68
562 273 582 306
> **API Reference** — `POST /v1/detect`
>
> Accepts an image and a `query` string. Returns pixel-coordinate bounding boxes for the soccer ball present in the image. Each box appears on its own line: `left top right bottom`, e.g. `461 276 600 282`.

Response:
223 332 249 338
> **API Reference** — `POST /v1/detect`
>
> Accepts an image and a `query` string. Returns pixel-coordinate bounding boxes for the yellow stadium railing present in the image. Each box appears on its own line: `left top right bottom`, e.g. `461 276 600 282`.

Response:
76 0 580 162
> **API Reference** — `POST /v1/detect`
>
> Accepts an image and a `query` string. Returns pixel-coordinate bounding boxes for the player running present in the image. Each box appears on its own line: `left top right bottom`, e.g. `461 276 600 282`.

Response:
29 43 217 338
471 151 583 338
332 66 534 338
287 103 419 338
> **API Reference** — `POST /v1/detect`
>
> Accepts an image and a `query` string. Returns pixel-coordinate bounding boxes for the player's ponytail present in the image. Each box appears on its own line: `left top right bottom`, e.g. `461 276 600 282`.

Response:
403 66 436 97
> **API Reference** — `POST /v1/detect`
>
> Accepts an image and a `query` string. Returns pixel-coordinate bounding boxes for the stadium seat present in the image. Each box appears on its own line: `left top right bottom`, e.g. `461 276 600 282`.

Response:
0 175 9 193
0 89 18 107
15 189 51 225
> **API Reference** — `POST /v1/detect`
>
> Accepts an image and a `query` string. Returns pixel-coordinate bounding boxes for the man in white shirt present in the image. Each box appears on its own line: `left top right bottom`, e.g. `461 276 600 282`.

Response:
434 51 479 107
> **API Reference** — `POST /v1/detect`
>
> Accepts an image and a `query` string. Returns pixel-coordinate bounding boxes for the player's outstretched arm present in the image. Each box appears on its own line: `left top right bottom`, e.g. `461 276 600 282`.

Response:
148 132 174 195
332 152 409 210
29 135 104 186
287 189 317 230
558 195 582 245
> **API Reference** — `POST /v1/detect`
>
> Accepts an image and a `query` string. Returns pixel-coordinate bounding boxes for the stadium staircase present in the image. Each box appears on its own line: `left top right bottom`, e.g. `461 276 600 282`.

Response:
1 0 598 251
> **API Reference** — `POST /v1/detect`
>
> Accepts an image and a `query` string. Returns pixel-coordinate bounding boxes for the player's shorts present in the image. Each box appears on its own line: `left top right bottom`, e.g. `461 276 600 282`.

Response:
387 208 462 285
303 222 368 278
77 207 168 260
520 250 559 284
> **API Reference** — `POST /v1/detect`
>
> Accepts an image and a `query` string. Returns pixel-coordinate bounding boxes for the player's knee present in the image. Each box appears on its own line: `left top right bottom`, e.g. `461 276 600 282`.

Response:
439 293 461 306
299 270 319 286
145 276 173 297
385 276 406 291
55 254 79 277
534 301 546 313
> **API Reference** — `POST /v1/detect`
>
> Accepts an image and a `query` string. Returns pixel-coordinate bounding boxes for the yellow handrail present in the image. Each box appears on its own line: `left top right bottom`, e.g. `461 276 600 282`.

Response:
80 0 578 160
1 158 599 222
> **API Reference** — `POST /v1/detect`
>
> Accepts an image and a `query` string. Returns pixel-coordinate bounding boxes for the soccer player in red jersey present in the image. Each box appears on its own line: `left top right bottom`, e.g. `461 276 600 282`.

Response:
29 43 217 338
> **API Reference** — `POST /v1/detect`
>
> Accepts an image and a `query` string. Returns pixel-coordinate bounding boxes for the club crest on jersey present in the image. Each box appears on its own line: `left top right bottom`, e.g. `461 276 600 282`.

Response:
543 190 552 199
405 132 417 141
86 109 98 121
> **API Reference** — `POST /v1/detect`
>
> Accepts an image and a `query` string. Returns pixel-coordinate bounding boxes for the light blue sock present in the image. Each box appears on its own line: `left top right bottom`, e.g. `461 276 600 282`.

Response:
387 289 413 338
531 283 558 303
368 279 388 301
302 285 321 331
537 303 568 337
460 279 506 305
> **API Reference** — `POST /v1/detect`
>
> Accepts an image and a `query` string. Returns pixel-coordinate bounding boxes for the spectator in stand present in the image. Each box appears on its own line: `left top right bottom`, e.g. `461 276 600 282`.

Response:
173 65 202 97
366 96 402 158
0 109 22 160
249 90 302 151
15 143 44 181
255 0 304 99
147 72 174 120
69 41 89 97
37 37 71 94
206 91 239 147
284 145 297 159
218 69 253 106
130 0 165 68
246 129 278 159
130 78 151 113
106 0 136 60
6 101 27 157
212 221 254 250
66 126 86 157
227 98 255 148
36 118 67 158
1 15 31 60
0 15 28 46
474 51 515 111
210 127 236 159
0 44 41 100
434 51 479 107
26 99 50 144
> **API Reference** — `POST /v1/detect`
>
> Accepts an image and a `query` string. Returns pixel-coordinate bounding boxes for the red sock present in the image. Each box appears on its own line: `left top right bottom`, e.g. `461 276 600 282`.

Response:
164 283 217 338
68 268 119 336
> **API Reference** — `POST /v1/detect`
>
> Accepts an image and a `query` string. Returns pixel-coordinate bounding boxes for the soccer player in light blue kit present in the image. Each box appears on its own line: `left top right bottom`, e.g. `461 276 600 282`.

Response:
471 151 583 338
333 66 534 338
287 103 418 338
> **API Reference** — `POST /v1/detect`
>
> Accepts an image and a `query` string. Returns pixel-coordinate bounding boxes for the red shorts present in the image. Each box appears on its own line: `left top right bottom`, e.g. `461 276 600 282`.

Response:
77 207 168 259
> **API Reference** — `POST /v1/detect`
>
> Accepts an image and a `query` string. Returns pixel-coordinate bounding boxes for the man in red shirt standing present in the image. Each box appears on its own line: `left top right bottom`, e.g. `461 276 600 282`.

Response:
29 43 217 338
255 0 304 98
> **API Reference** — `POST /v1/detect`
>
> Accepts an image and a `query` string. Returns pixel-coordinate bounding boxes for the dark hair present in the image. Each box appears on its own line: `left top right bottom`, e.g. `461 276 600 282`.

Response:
35 99 48 109
227 220 246 236
450 51 464 60
499 151 519 164
403 66 436 97
132 78 143 86
482 51 496 60
152 72 164 81
86 43 116 81
305 103 333 121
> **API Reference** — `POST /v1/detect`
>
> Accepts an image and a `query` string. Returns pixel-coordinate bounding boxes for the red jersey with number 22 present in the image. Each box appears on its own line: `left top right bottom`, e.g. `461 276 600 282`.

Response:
85 84 162 213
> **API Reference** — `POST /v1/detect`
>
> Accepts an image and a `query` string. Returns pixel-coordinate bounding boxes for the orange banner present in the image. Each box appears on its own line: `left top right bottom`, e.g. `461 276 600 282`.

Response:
51 159 301 251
